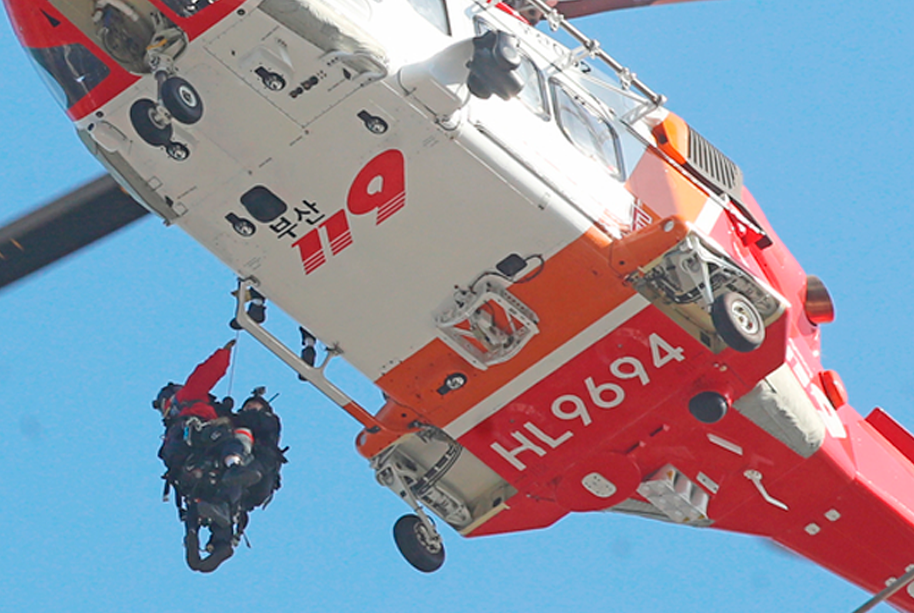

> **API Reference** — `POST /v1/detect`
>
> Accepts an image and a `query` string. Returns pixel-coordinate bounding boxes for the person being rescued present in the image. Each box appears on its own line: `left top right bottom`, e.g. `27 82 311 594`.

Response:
153 340 287 573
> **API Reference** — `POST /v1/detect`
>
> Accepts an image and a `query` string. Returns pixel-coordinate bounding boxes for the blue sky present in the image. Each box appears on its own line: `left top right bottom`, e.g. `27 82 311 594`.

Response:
1 1 913 612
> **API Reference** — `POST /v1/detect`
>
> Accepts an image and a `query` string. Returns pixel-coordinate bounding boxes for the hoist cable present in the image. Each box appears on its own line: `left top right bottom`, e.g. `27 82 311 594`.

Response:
225 329 241 399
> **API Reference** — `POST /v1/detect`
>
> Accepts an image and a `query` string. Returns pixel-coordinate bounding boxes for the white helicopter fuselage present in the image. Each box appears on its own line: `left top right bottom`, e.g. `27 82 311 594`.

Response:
68 0 815 543
79 0 650 384
16 0 914 608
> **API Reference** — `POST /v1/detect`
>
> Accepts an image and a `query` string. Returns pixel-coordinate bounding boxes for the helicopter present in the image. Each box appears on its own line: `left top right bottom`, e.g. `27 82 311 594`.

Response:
1 1 912 612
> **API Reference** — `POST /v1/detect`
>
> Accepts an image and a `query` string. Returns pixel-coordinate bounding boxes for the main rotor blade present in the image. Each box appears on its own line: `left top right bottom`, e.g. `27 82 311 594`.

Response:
0 175 149 290
556 0 708 18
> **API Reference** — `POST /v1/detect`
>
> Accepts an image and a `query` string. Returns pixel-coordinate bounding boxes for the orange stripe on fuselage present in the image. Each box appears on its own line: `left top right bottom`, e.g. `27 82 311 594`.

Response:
626 148 710 225
360 229 636 457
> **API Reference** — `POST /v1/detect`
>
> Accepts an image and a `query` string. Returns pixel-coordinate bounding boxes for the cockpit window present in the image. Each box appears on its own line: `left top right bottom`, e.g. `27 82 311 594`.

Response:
516 53 548 119
574 61 643 120
28 44 110 110
552 81 624 180
406 0 450 35
160 0 221 18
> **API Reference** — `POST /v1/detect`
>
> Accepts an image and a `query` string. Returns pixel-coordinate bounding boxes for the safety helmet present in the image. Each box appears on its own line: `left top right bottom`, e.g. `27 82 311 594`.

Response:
241 387 272 412
152 382 183 418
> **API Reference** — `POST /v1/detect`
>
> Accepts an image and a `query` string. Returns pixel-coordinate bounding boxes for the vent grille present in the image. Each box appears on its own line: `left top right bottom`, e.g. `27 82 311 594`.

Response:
688 129 744 200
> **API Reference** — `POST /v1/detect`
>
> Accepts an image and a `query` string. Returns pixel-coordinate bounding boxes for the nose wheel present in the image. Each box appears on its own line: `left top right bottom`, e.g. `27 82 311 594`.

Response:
160 76 204 125
130 98 173 146
130 76 204 161
393 514 445 573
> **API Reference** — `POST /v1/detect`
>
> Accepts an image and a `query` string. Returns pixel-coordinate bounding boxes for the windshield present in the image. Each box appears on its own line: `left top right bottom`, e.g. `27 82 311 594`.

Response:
28 44 110 110
570 61 645 121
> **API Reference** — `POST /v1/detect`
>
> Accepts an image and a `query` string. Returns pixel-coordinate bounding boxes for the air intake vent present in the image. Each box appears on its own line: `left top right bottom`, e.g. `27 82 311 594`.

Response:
687 129 744 201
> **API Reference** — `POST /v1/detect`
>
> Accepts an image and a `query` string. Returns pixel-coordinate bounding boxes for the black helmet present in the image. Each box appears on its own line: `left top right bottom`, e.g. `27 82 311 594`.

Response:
153 382 183 418
241 386 272 412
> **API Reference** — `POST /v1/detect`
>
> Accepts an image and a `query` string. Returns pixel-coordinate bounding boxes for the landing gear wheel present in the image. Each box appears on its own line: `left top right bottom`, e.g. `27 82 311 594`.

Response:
166 142 190 161
161 76 204 125
711 291 765 353
393 514 445 573
130 98 173 146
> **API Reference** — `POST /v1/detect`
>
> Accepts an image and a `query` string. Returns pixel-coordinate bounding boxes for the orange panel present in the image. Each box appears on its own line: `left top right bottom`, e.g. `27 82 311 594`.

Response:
652 112 690 165
608 215 689 276
357 229 638 457
625 148 710 225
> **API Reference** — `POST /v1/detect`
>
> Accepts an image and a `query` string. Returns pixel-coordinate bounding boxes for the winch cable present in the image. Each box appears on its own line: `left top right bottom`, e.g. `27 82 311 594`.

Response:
225 329 241 400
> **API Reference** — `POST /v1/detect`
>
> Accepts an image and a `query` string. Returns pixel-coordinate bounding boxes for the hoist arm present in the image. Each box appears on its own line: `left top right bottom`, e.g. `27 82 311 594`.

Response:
232 279 399 436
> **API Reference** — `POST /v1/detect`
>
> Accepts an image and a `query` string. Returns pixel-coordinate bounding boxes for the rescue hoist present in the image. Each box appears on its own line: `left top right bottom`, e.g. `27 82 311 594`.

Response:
230 278 476 572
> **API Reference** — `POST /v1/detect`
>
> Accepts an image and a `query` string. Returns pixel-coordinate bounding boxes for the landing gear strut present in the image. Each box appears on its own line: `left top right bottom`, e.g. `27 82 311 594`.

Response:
130 56 204 160
130 91 194 160
374 432 468 573
631 232 781 354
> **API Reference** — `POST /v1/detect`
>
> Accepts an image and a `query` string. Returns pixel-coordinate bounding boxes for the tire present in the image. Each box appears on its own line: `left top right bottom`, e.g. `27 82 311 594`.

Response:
711 291 765 352
161 77 204 125
393 514 445 573
130 98 172 146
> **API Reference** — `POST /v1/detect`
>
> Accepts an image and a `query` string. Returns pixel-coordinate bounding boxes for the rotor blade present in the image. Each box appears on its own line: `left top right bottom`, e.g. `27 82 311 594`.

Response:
0 175 149 290
555 0 709 18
